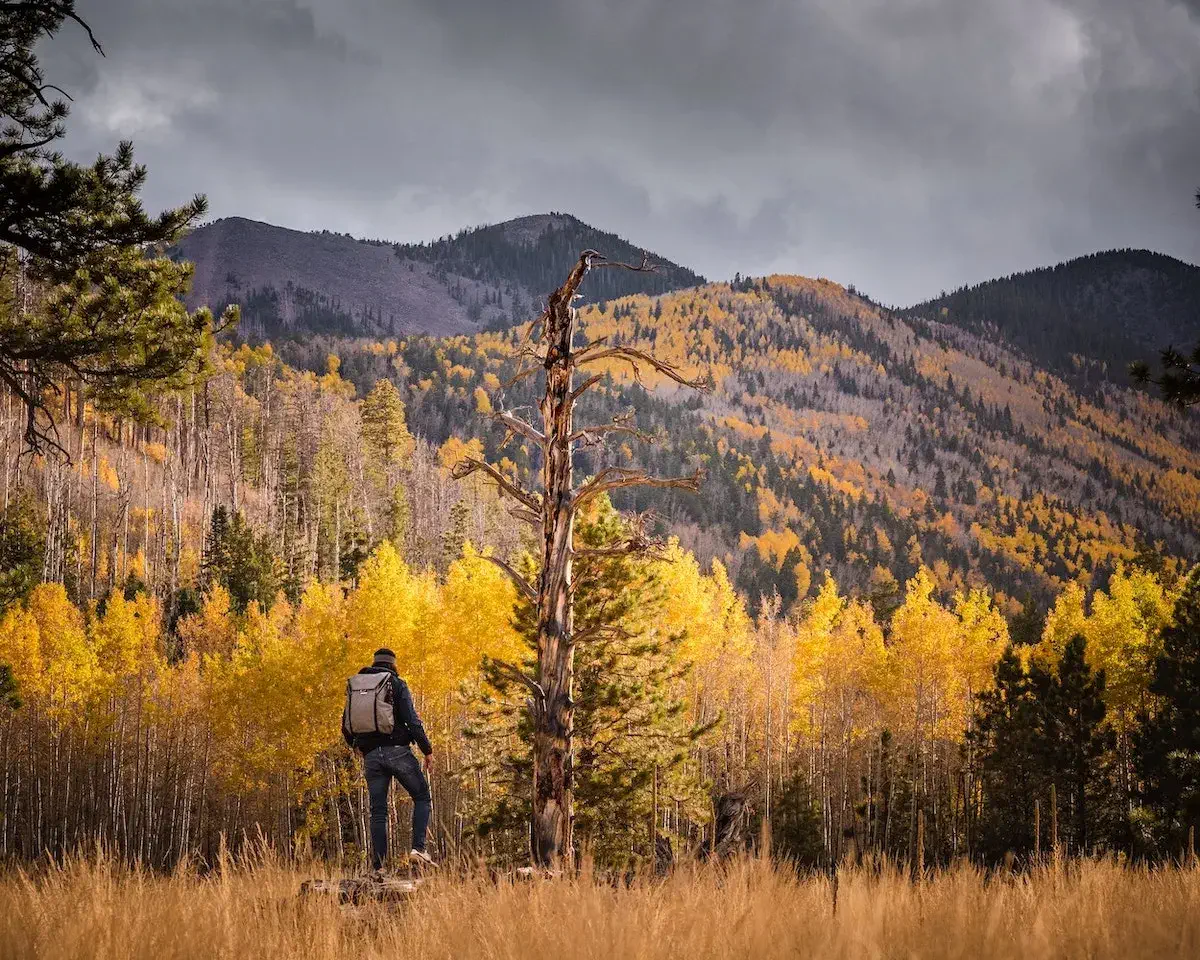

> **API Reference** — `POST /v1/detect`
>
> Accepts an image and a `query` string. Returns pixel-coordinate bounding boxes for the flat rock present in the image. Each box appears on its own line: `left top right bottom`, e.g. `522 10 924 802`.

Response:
300 876 426 904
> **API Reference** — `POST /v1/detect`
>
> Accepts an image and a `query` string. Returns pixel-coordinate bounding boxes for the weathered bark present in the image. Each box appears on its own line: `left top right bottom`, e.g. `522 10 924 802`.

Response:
454 250 704 869
703 791 748 860
527 253 588 867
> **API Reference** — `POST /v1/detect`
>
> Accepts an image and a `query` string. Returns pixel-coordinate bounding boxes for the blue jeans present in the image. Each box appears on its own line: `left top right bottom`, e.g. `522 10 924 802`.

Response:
364 744 432 868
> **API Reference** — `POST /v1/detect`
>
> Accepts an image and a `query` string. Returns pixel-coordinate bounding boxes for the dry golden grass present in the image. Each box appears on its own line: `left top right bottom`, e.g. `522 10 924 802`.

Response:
2 854 1199 960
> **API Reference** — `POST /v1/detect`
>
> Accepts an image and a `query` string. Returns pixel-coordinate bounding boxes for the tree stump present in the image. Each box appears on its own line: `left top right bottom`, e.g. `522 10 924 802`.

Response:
702 791 748 860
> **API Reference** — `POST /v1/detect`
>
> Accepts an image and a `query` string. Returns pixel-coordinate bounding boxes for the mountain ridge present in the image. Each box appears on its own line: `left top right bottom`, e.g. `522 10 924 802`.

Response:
904 248 1200 388
167 210 1200 609
172 213 705 341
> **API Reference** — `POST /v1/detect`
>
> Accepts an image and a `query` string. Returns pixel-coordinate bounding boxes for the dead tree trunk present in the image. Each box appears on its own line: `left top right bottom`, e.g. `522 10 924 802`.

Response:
530 262 579 867
454 250 705 869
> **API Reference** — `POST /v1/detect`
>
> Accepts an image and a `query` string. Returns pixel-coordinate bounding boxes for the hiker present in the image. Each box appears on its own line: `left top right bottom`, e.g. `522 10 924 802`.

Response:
342 648 435 869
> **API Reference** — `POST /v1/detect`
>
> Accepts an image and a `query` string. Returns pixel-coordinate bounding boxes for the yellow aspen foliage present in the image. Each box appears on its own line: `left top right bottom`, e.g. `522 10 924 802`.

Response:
150 648 204 727
0 584 99 722
473 387 493 414
200 579 371 793
437 435 485 472
345 541 443 698
284 583 360 766
793 560 812 603
91 592 163 684
792 576 886 739
206 596 298 789
1086 566 1174 717
653 542 752 668
1039 567 1176 720
176 586 239 658
435 544 525 684
1037 579 1088 666
0 604 45 697
881 567 965 741
952 587 1009 698
791 577 846 736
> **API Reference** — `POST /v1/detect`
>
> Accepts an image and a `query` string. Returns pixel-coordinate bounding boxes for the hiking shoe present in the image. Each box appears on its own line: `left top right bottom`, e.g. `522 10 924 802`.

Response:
409 848 436 867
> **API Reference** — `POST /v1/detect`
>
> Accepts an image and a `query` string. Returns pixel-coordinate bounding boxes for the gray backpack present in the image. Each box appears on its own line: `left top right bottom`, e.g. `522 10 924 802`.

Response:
344 672 396 736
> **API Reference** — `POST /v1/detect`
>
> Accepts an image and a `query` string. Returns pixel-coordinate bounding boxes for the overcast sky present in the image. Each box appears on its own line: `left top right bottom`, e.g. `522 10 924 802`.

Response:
41 0 1200 305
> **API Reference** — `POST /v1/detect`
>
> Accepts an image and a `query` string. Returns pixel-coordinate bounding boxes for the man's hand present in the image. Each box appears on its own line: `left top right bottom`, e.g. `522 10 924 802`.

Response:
423 752 433 776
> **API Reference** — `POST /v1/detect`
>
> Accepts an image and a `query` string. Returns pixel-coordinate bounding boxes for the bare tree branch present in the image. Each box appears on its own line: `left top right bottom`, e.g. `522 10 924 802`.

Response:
507 506 542 527
502 365 541 390
574 536 653 558
573 511 668 560
489 408 546 450
569 623 636 646
589 250 656 274
481 555 538 604
574 345 709 391
0 357 68 458
574 333 610 354
572 466 704 510
569 373 605 404
482 655 546 703
451 457 541 514
569 412 655 447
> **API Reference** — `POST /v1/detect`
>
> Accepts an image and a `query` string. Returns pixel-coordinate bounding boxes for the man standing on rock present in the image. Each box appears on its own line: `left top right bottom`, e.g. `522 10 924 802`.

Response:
342 648 436 870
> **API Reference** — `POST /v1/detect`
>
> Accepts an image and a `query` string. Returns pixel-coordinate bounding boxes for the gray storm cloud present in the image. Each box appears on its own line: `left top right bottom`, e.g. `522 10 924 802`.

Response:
40 0 1200 305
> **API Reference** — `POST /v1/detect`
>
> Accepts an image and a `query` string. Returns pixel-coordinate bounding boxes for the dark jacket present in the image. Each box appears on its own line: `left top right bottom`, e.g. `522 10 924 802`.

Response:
342 665 433 756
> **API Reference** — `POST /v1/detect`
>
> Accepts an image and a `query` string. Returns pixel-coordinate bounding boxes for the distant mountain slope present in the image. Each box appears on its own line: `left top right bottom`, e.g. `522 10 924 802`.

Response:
905 250 1200 390
393 213 706 308
172 214 704 341
172 215 1199 610
326 272 1200 613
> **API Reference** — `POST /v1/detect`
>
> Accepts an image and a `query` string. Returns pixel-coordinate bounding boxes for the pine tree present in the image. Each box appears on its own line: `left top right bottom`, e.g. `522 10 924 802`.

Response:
201 506 232 586
974 635 1116 861
388 484 410 547
0 2 235 450
0 499 44 613
0 663 19 710
1045 634 1115 853
472 498 709 865
360 378 414 466
934 467 948 499
867 565 901 622
441 499 470 567
972 646 1052 861
1135 567 1200 853
771 771 824 866
202 507 281 613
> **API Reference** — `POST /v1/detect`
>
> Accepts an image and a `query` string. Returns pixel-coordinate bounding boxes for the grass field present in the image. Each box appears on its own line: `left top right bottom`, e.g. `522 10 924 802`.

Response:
2 854 1199 959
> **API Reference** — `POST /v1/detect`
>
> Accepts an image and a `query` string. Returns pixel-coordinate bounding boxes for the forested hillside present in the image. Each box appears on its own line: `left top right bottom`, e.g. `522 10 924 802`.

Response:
907 250 1200 392
393 213 706 309
323 273 1199 616
173 214 703 341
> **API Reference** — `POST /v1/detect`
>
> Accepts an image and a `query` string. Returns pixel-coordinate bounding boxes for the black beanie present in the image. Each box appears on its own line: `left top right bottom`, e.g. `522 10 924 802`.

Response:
373 648 397 669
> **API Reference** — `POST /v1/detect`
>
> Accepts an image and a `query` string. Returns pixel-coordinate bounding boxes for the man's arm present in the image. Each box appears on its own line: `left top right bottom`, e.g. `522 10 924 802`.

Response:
394 677 434 756
341 695 356 750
